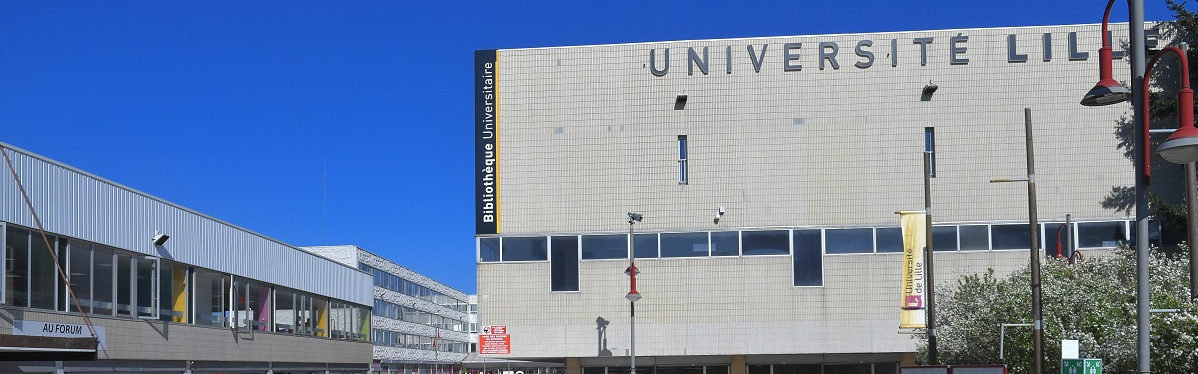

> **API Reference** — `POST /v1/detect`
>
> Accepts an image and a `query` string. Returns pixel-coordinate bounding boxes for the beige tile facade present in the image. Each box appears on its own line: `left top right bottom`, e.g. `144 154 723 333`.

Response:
476 23 1158 365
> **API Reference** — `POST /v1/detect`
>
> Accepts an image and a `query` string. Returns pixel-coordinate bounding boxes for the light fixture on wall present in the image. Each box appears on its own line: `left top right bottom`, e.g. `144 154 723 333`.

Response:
713 205 725 224
152 232 170 246
676 91 688 103
923 81 939 95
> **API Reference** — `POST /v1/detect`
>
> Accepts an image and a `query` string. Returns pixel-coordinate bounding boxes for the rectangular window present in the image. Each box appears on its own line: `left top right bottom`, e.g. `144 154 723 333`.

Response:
479 238 500 262
959 225 990 251
68 240 92 314
992 223 1032 250
501 237 548 261
160 263 186 322
550 236 579 292
932 226 959 251
710 231 739 256
925 127 936 177
248 281 269 330
1078 221 1127 248
135 256 157 318
56 238 69 311
660 232 709 258
194 269 226 326
633 233 658 259
115 253 132 316
5 227 28 307
742 230 790 256
271 287 292 330
678 135 688 184
29 234 57 310
792 230 822 286
825 228 874 254
581 234 627 260
875 227 904 253
92 246 114 315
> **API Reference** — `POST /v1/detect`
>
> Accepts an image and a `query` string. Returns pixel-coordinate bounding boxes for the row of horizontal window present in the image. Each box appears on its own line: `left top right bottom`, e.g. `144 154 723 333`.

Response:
478 219 1150 263
372 299 467 332
372 329 468 353
360 264 468 313
580 363 897 374
3 224 371 341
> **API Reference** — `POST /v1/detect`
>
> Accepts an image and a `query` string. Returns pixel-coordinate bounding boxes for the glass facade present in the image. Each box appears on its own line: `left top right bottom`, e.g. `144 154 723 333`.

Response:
0 224 369 342
359 262 469 360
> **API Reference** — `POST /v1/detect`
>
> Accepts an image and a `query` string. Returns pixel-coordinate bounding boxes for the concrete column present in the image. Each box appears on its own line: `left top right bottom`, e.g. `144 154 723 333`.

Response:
567 357 582 374
730 355 746 374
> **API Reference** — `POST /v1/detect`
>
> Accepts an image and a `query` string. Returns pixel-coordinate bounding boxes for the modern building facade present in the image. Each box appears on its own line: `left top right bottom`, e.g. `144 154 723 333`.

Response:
304 245 471 374
0 142 374 373
473 22 1178 374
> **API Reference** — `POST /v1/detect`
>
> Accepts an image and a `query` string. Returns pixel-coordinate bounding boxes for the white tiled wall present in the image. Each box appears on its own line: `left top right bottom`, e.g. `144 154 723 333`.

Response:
477 23 1155 361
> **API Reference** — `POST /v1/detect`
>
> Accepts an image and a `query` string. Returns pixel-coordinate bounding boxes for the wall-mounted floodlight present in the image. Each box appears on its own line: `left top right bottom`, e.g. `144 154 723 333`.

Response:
676 91 688 103
714 206 726 224
923 81 939 95
152 233 170 246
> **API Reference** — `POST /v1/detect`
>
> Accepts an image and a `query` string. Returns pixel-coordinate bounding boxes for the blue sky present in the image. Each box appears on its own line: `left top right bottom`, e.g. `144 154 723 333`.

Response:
0 1 1175 294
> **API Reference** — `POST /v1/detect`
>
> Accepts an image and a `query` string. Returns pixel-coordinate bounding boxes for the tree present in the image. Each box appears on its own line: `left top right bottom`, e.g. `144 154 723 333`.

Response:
914 246 1198 374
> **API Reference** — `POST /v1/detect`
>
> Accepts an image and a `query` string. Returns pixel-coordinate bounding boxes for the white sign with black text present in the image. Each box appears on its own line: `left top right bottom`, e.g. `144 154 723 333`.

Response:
14 320 107 351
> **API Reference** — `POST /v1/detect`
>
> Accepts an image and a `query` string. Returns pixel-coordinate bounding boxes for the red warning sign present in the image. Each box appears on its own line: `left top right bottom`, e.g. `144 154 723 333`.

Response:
479 325 510 354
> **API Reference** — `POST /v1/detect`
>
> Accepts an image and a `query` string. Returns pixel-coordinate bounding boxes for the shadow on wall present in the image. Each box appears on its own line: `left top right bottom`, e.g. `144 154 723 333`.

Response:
596 316 611 357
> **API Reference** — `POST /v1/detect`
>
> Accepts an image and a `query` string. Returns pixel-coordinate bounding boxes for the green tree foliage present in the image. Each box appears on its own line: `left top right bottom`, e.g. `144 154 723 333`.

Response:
1107 1 1198 227
915 246 1198 374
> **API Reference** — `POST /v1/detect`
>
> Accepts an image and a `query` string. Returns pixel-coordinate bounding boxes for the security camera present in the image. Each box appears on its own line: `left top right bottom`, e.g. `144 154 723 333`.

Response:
713 213 721 225
718 206 726 216
627 212 643 223
152 233 170 246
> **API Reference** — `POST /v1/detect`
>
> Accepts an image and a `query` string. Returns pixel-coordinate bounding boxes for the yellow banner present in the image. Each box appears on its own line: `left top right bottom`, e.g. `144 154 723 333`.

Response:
899 211 927 331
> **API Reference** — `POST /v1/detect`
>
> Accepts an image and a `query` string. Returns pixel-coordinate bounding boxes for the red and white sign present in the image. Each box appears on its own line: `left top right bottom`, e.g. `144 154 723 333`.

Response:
479 325 510 354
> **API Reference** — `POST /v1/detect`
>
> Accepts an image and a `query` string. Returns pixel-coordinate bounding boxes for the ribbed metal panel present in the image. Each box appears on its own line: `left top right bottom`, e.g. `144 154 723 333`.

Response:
0 143 372 305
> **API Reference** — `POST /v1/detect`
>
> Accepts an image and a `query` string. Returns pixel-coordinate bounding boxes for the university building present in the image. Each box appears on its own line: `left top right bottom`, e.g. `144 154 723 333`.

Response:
304 245 472 374
0 142 374 373
473 22 1178 374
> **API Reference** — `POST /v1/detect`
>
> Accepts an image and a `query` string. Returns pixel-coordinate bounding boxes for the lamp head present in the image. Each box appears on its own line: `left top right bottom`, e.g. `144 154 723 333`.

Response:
922 81 938 94
1081 45 1132 106
1157 87 1198 164
627 212 643 223
152 233 170 246
626 291 642 302
1081 79 1133 106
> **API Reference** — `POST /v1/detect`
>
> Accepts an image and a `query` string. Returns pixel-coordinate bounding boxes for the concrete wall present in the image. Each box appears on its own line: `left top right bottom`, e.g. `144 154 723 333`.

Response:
2 308 372 364
484 23 1161 237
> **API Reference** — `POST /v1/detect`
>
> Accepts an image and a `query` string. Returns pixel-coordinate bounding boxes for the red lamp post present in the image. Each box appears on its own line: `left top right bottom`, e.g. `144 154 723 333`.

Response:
1152 46 1198 164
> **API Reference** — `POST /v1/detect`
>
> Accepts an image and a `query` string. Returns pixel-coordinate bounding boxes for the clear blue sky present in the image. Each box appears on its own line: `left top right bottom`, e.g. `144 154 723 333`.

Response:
0 1 1174 294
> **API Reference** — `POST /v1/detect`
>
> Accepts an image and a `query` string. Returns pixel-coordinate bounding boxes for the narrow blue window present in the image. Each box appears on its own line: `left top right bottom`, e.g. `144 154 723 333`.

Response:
678 135 688 184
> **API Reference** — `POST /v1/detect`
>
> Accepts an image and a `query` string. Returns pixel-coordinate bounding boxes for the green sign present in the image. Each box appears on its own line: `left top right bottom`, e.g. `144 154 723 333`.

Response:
1061 358 1101 374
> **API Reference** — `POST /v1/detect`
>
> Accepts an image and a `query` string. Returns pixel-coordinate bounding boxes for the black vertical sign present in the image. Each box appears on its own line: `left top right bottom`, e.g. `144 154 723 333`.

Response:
476 50 499 235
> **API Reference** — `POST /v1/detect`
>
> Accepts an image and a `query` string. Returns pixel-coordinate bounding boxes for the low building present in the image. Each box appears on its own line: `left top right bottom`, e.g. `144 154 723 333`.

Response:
0 142 374 373
304 245 471 374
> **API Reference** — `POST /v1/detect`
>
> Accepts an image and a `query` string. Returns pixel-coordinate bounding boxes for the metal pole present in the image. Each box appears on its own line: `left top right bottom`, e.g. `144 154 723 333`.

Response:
1181 42 1198 302
923 151 938 365
1128 1 1150 372
629 219 636 374
1024 108 1044 374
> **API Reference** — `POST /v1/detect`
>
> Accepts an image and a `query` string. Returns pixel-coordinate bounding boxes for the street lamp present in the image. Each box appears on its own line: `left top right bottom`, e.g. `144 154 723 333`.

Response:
1152 46 1198 164
990 108 1044 374
626 212 643 374
1147 46 1198 307
1080 1 1148 372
